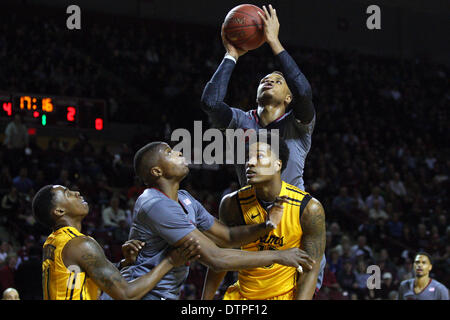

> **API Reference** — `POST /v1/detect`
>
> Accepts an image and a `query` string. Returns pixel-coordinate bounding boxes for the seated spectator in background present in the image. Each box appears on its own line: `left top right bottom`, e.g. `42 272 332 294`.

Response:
1 187 19 220
127 176 146 200
337 260 357 297
0 166 13 191
0 254 18 294
102 196 126 229
389 173 407 197
368 199 388 221
329 222 343 247
332 187 354 214
53 169 71 187
373 272 396 299
365 186 385 210
350 235 373 261
0 241 12 265
3 114 28 151
113 219 130 245
387 212 404 240
319 262 343 300
2 287 20 300
353 260 370 299
328 248 343 275
12 167 34 195
14 245 42 300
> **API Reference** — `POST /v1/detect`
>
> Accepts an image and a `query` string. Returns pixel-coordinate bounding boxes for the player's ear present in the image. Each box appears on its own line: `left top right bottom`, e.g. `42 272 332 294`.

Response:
52 207 66 218
284 93 292 105
150 166 163 178
275 159 282 172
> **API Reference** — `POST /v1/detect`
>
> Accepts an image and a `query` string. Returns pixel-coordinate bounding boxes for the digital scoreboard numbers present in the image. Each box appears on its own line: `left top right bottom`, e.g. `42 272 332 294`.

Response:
0 92 106 131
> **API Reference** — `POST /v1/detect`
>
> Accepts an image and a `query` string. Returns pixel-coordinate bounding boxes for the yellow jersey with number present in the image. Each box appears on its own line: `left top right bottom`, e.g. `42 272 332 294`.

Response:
224 181 311 300
42 226 100 300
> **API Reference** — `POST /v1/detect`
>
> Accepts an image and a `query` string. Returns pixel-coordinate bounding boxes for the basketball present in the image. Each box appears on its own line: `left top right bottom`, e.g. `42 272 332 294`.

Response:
223 4 266 51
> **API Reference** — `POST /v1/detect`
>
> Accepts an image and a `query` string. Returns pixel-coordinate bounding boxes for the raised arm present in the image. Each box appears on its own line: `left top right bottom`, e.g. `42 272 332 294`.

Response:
63 236 199 300
200 25 247 129
295 198 326 299
259 5 315 124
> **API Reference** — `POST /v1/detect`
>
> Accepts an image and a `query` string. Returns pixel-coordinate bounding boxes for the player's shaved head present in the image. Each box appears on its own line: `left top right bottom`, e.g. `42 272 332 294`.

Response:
134 142 166 185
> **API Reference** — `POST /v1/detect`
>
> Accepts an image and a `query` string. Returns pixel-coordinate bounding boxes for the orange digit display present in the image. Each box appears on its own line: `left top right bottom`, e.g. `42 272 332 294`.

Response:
42 98 54 112
20 96 32 110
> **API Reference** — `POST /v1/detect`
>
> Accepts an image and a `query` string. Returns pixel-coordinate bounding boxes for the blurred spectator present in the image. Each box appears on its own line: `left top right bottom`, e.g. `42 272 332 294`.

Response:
365 187 385 210
102 197 126 229
0 254 17 293
368 199 388 221
113 219 130 245
0 241 12 265
3 114 28 150
12 167 34 194
337 260 357 296
1 187 19 222
350 235 373 260
353 260 370 299
389 173 407 197
14 245 42 300
387 212 404 239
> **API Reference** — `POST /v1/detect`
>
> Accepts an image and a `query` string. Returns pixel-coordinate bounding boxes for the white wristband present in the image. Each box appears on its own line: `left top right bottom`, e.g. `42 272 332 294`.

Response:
265 219 277 230
224 53 237 63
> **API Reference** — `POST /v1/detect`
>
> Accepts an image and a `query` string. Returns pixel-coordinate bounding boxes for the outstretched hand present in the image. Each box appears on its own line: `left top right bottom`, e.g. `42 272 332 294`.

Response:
258 4 284 55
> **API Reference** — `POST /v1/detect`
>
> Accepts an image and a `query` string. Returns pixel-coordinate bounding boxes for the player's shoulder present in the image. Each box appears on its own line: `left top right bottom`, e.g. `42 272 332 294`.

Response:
431 279 448 290
137 188 176 211
284 182 309 195
399 278 414 287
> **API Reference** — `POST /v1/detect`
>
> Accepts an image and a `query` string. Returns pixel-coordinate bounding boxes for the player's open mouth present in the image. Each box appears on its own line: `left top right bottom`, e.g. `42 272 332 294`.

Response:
246 170 257 177
262 85 273 91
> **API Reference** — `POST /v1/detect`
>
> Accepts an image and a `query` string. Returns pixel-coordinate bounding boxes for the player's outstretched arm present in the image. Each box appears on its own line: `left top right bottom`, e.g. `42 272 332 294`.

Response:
174 226 314 273
295 198 326 300
259 5 315 125
62 236 200 300
200 25 247 129
203 193 288 248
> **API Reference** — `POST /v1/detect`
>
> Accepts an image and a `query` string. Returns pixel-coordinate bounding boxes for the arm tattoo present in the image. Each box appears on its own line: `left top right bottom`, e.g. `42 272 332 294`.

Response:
81 252 125 290
301 204 326 260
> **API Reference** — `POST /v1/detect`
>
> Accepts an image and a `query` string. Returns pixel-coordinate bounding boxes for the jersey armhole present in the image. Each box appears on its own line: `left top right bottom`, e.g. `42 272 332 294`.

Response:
299 194 312 227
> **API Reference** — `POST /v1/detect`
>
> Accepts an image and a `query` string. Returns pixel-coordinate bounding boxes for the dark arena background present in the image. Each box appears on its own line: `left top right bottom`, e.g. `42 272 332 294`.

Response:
0 0 448 302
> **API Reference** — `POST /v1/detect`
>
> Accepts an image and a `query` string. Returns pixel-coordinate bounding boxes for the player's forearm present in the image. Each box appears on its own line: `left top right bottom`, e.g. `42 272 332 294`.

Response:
201 58 235 110
228 223 271 247
276 50 315 123
203 247 279 272
123 257 174 300
295 263 320 300
201 268 227 300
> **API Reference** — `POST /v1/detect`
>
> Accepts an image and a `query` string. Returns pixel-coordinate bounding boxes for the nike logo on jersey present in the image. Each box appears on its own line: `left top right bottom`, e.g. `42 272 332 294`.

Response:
251 213 260 219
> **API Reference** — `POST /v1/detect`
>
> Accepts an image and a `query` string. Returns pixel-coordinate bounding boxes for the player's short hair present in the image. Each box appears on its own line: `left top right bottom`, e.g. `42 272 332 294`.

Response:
250 131 290 172
32 185 56 229
134 141 165 185
272 71 293 99
415 251 433 265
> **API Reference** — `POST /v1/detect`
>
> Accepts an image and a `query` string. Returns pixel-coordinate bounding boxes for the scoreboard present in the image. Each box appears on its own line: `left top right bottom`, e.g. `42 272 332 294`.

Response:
0 92 106 131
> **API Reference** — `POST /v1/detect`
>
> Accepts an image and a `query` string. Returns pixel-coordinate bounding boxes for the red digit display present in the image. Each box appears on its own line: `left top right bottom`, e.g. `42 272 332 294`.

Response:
67 106 76 122
3 102 12 116
95 118 103 131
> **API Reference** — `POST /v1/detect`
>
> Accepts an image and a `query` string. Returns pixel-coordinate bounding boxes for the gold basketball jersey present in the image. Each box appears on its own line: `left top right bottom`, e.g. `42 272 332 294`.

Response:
226 181 311 300
42 226 100 300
